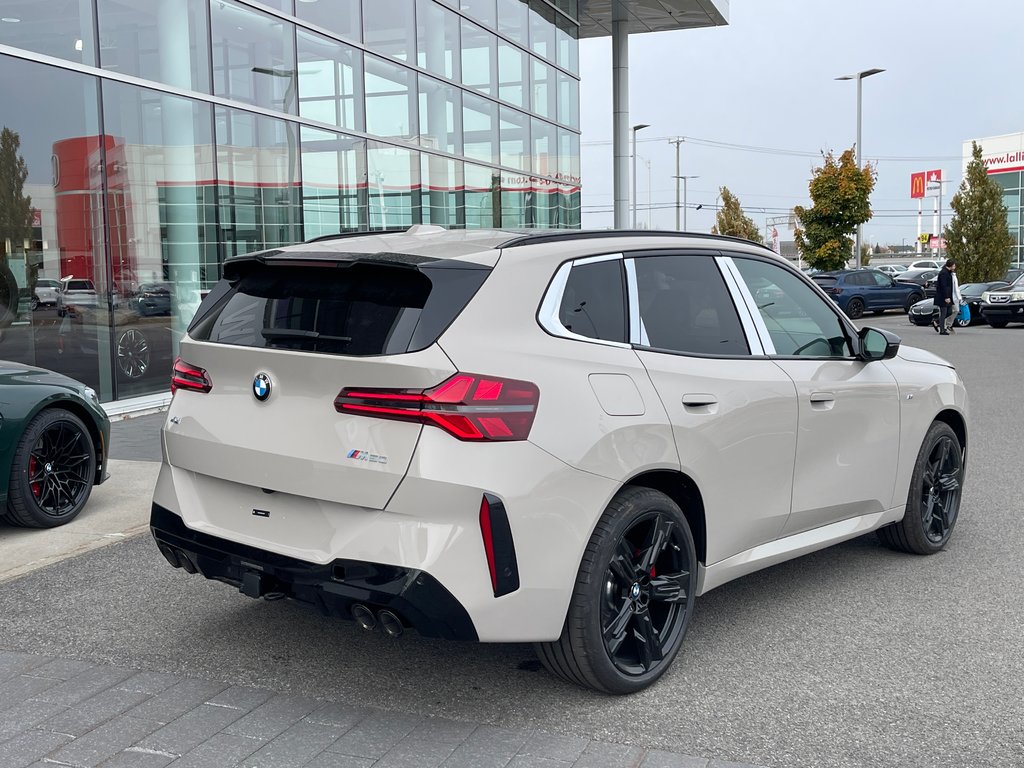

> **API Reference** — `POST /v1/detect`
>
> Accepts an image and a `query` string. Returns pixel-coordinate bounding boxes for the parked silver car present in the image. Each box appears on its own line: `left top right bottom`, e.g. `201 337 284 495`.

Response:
32 278 61 310
151 227 969 694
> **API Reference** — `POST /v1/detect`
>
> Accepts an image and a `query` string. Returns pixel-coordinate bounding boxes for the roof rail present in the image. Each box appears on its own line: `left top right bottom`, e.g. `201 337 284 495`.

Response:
498 229 776 253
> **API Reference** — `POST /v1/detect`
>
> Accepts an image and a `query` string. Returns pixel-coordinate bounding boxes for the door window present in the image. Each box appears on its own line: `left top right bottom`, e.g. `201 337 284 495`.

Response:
732 258 852 357
631 255 748 356
556 259 627 343
871 271 893 287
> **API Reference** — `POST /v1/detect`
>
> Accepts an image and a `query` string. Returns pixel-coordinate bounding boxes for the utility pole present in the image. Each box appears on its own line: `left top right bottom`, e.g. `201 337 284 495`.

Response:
669 137 684 230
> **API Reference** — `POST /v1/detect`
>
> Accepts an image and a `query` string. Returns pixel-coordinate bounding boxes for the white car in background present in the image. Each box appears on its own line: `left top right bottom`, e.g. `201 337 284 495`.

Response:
32 278 61 309
876 264 908 277
909 259 943 270
56 278 99 316
150 227 969 694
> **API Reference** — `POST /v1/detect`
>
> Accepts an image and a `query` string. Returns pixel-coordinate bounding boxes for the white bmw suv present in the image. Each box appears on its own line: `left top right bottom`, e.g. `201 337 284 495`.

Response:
151 227 968 694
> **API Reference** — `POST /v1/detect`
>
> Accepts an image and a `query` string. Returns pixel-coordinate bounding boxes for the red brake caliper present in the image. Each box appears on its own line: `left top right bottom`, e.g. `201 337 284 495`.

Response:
29 456 42 498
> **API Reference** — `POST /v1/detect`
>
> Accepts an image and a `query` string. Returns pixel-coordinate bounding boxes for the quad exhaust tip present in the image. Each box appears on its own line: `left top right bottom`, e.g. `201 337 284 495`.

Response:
378 610 404 638
351 604 377 631
351 604 404 637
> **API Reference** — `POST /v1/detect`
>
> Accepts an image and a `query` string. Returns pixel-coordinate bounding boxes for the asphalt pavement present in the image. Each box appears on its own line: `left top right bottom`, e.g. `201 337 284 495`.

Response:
1 314 1023 767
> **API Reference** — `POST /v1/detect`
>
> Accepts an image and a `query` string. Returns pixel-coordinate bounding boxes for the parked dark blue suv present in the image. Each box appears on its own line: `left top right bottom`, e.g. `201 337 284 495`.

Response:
812 269 924 319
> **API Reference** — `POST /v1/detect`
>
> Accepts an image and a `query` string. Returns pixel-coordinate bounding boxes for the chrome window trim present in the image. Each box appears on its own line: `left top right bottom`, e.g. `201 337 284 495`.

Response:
624 258 648 346
537 253 632 348
719 256 775 355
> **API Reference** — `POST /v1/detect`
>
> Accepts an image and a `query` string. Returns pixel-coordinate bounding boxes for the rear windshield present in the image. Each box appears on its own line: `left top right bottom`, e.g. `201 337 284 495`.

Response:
189 260 489 356
65 280 94 291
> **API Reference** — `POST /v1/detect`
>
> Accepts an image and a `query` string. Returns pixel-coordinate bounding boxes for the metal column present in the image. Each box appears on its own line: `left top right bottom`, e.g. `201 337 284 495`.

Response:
612 2 630 229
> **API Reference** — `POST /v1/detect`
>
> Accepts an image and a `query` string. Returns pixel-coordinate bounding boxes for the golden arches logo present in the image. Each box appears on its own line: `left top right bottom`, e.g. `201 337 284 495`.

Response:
910 172 926 199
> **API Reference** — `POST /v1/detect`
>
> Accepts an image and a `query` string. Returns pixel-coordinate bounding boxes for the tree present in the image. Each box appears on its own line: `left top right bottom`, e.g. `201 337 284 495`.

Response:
793 148 877 272
711 186 763 244
0 127 31 326
943 141 1013 282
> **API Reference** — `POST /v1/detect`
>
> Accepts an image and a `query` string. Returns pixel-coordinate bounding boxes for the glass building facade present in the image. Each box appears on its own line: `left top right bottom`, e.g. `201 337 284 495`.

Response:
0 0 580 404
965 133 1024 269
991 171 1024 268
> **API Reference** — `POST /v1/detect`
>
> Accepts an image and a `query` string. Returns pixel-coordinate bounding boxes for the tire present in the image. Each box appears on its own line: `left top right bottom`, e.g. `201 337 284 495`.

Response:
877 421 962 555
846 298 865 319
954 314 970 328
30 296 40 311
0 265 18 328
534 487 697 694
986 319 1008 328
5 408 97 528
905 293 923 312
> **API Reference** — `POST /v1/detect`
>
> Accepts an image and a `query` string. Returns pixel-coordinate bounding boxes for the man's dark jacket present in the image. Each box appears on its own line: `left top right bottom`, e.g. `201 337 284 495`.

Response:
934 267 953 306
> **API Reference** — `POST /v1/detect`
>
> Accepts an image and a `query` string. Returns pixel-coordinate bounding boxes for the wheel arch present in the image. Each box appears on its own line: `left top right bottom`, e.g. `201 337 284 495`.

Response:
934 408 967 453
622 469 707 565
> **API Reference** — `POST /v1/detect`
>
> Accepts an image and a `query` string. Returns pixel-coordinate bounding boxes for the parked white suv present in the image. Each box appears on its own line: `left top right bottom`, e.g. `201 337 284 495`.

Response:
151 227 968 694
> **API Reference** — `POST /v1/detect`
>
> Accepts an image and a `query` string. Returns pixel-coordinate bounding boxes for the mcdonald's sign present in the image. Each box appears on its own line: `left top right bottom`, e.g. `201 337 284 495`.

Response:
910 172 926 199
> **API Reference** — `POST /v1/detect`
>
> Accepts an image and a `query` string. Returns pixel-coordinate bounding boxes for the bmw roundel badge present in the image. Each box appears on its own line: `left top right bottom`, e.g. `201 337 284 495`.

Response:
253 372 272 401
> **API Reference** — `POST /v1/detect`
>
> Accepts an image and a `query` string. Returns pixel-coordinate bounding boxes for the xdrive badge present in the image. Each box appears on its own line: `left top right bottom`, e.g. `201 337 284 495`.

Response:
253 372 272 401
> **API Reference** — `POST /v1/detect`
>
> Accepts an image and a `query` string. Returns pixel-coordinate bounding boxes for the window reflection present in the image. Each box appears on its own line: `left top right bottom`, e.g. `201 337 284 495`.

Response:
0 1 95 66
418 75 462 155
532 59 557 120
498 42 529 108
211 0 296 113
364 0 416 62
500 107 530 171
421 155 460 228
461 20 497 96
558 72 579 128
215 108 302 256
301 127 367 237
295 0 361 43
101 81 214 395
97 0 211 92
367 143 418 230
529 0 555 61
297 29 364 132
463 93 498 166
0 55 110 398
497 0 529 44
365 56 417 140
465 163 500 229
416 0 460 81
556 16 579 74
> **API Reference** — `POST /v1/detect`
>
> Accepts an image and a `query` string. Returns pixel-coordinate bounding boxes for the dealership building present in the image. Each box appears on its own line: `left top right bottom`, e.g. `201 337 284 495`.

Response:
965 132 1024 268
0 0 726 406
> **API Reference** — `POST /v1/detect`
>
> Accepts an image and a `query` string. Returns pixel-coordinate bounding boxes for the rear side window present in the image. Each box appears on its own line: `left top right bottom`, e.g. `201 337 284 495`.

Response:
190 261 489 356
812 276 837 290
557 259 627 343
633 255 748 356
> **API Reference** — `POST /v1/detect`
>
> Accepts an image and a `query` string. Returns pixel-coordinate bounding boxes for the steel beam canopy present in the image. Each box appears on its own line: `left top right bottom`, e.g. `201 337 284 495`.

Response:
579 0 729 38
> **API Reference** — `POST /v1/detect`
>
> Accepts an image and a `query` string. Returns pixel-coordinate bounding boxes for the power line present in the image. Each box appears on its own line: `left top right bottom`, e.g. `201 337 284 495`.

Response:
580 135 960 162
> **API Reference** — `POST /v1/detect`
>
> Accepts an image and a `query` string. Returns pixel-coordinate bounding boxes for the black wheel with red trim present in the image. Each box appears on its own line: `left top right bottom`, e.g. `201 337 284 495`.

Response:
5 408 96 528
534 487 696 694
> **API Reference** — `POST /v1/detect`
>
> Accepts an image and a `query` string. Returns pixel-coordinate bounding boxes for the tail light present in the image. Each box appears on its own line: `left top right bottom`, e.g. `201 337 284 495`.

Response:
335 372 539 441
171 357 212 394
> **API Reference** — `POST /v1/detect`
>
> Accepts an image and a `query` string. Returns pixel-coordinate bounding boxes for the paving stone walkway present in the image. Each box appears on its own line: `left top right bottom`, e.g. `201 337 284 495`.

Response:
0 650 763 768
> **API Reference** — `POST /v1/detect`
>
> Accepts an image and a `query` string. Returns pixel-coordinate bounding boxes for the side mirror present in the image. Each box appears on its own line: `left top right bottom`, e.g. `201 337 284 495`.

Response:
857 326 900 361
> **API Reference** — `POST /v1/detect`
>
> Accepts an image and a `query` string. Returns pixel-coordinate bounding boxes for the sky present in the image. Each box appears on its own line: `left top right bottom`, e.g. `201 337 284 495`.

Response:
578 0 1024 247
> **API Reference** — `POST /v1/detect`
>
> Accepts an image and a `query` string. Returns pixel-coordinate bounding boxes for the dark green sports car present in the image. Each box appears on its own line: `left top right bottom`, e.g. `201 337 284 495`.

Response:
0 361 110 528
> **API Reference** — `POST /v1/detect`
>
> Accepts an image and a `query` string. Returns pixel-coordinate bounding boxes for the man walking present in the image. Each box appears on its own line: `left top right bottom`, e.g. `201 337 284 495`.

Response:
933 259 956 336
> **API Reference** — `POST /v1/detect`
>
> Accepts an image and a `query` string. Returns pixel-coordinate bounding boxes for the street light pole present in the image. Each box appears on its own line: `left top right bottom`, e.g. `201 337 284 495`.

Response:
631 124 649 228
836 68 884 265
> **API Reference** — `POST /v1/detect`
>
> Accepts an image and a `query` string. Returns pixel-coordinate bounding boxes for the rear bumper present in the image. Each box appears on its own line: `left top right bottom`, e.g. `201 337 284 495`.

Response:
150 503 479 641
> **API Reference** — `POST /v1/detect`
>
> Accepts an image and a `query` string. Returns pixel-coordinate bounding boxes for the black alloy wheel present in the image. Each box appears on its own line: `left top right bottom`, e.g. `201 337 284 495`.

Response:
600 513 691 676
535 487 696 694
905 293 923 311
116 328 150 380
845 297 865 319
5 409 97 528
878 421 963 554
